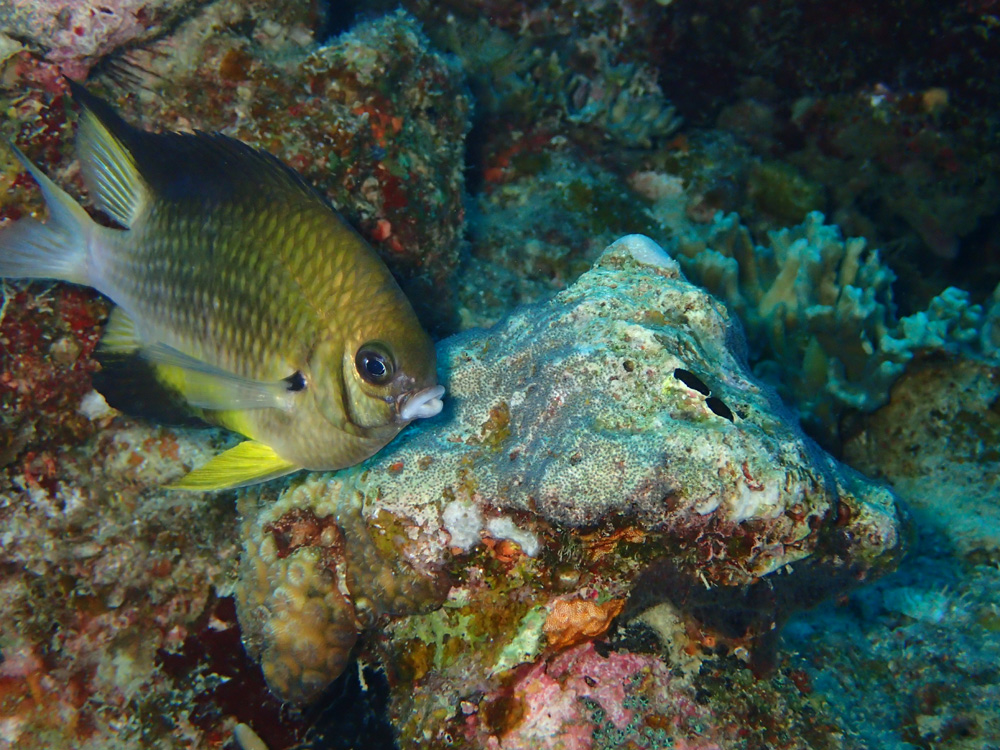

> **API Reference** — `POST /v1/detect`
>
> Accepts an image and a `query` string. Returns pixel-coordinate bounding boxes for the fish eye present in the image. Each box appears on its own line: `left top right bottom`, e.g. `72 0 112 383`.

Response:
355 344 394 385
284 371 307 392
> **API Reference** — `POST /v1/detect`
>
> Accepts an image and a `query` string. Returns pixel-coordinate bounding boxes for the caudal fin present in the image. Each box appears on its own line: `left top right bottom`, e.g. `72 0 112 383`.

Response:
0 142 93 286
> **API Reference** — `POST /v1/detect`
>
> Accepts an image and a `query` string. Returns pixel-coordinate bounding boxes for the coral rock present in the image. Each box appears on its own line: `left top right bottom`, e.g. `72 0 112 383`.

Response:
844 357 1000 556
0 0 209 78
234 233 905 726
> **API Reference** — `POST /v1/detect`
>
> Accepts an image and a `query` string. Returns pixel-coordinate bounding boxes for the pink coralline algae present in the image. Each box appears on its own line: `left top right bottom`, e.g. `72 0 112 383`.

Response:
0 0 209 79
473 644 723 750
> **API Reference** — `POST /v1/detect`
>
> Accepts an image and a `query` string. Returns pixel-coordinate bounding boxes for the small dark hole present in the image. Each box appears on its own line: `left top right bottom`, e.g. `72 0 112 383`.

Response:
622 360 636 372
673 368 711 395
706 396 734 421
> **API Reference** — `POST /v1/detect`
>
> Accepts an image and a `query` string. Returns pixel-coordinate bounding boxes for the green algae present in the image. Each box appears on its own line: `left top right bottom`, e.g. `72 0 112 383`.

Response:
490 605 548 674
748 161 826 224
470 401 512 450
402 606 477 672
560 179 658 237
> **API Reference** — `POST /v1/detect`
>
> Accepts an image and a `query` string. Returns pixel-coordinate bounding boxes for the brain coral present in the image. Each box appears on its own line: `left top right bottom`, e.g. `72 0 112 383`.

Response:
234 235 904 715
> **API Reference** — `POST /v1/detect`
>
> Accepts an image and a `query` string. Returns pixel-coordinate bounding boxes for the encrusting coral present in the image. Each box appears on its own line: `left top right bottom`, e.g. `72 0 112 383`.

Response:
424 16 681 149
233 234 904 748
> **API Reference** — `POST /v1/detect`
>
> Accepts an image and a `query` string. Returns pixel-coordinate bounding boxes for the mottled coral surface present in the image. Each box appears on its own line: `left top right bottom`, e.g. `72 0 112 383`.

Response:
0 0 212 78
231 237 902 749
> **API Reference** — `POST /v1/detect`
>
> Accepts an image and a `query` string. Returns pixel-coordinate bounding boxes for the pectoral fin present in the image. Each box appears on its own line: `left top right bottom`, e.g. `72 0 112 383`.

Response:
99 306 297 413
139 341 296 412
168 440 299 491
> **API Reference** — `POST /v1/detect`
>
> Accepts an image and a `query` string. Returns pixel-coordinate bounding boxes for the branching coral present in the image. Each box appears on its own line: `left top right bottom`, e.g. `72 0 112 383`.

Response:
672 210 997 444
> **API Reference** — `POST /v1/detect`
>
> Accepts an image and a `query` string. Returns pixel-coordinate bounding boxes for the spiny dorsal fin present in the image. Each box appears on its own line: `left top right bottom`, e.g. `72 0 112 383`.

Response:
69 81 329 214
70 80 148 228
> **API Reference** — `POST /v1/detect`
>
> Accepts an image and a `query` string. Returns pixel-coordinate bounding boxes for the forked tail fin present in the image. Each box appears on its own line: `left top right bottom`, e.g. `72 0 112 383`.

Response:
0 142 93 285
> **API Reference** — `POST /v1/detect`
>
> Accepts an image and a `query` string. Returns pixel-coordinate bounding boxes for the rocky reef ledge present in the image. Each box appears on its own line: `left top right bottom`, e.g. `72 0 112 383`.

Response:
235 235 903 746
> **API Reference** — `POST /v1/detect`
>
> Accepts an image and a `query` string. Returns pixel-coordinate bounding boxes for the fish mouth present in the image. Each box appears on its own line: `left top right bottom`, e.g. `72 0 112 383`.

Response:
398 385 445 421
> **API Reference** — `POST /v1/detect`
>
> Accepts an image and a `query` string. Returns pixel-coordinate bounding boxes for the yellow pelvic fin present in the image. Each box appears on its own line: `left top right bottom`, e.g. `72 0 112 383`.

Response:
167 440 299 491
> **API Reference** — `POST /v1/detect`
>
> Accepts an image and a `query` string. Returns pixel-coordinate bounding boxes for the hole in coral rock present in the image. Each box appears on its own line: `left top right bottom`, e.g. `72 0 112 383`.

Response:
673 368 711 395
706 396 734 421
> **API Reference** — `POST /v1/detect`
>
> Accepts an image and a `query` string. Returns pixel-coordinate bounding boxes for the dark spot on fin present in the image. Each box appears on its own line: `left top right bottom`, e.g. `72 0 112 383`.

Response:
706 396 734 422
93 349 202 427
284 370 306 392
673 368 711 396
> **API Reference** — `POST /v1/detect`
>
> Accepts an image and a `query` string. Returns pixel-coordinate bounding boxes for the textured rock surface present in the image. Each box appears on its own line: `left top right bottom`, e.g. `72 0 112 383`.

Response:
844 357 1000 557
234 235 905 727
0 0 212 78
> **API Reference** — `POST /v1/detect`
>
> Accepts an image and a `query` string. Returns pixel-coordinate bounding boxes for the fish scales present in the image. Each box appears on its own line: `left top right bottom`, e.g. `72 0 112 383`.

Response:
0 83 445 490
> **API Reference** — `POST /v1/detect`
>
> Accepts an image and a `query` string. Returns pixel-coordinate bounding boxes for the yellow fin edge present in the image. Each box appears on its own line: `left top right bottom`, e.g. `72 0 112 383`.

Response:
167 440 299 491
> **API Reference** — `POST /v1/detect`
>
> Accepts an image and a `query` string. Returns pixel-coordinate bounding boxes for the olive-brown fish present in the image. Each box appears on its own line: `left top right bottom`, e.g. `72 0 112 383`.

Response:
0 83 444 490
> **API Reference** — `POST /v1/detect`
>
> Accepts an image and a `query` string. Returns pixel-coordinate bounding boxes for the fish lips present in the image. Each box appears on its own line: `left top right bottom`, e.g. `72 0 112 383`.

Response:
397 385 446 422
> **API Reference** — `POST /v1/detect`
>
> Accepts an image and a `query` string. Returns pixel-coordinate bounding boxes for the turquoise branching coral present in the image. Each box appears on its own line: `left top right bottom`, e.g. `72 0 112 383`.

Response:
672 211 998 444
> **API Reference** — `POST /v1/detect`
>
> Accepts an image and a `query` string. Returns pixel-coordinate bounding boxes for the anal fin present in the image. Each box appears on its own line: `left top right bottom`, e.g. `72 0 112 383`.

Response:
167 440 299 491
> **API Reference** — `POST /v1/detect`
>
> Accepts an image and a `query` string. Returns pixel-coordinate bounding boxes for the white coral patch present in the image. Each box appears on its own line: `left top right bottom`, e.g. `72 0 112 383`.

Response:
728 478 782 523
694 495 721 515
442 500 484 551
485 516 540 557
78 389 113 420
610 234 679 271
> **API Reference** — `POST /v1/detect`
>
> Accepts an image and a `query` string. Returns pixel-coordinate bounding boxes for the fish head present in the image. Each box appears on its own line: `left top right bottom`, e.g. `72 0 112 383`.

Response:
306 316 444 434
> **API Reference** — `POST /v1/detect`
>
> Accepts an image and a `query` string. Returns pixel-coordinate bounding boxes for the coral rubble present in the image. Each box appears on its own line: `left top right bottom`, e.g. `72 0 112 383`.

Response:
234 235 904 747
0 413 257 747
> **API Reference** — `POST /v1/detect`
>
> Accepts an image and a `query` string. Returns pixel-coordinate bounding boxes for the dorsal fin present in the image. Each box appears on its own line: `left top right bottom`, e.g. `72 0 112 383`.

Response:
70 80 148 227
68 81 329 215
